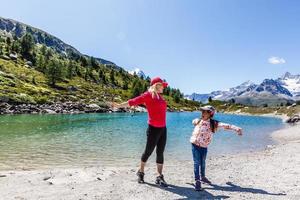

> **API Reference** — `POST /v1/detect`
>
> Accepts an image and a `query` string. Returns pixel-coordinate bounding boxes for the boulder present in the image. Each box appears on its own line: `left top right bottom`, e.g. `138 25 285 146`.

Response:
286 114 300 124
87 104 100 110
42 109 56 114
9 53 18 60
67 86 78 92
25 61 33 67
0 55 10 60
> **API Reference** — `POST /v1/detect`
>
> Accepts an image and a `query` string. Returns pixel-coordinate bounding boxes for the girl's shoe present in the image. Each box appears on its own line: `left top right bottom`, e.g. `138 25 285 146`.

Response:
195 180 202 191
201 176 211 184
155 175 168 187
136 171 145 184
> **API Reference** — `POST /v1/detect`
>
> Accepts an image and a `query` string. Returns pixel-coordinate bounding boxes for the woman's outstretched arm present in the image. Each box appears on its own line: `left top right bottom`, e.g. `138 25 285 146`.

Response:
114 101 130 108
114 92 149 108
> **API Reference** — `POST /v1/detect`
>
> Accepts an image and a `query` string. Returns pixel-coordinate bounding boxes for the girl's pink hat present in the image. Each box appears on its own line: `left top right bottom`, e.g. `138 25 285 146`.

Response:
200 105 216 116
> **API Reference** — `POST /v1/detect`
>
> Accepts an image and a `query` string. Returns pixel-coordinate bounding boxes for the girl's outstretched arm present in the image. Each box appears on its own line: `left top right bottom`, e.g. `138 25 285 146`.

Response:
218 122 243 135
192 118 200 126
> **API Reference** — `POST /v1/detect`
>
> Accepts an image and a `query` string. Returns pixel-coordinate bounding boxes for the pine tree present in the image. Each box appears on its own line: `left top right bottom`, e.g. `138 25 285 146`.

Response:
84 66 90 81
36 54 46 72
46 58 65 86
110 70 115 85
40 45 47 55
142 82 148 92
6 37 11 54
131 80 143 98
67 60 76 79
123 79 129 90
164 86 170 96
90 56 98 70
0 44 3 56
173 92 180 103
80 56 88 67
20 33 35 60
11 39 21 54
98 69 106 84
45 48 53 62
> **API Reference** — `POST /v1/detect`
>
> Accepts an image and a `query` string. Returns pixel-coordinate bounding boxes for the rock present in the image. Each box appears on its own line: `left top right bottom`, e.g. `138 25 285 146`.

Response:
9 53 18 61
87 104 100 109
67 86 78 92
25 61 33 67
43 176 51 181
0 102 10 108
0 55 10 60
43 109 56 114
286 115 300 124
84 103 107 113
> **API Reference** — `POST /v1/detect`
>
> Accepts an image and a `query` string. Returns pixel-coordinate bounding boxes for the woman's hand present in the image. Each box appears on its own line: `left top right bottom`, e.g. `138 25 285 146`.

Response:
236 128 243 136
113 102 129 109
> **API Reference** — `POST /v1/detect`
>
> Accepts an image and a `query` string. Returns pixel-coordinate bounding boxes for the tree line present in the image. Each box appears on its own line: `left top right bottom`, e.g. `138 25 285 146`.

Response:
0 33 189 104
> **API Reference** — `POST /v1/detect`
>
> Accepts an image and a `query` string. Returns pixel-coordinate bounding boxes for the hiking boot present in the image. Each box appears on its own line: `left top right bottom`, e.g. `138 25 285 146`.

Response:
195 180 202 191
201 176 211 184
136 171 145 184
155 174 168 187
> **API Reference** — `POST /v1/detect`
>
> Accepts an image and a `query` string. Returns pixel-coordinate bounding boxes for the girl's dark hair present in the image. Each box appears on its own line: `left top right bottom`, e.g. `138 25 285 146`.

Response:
210 119 219 133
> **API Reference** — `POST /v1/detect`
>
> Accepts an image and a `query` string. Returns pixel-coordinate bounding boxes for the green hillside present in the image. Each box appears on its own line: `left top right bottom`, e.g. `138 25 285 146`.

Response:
0 29 200 112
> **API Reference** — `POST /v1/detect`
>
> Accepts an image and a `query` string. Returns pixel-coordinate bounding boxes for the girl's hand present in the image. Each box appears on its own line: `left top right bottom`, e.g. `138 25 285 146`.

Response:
236 128 243 136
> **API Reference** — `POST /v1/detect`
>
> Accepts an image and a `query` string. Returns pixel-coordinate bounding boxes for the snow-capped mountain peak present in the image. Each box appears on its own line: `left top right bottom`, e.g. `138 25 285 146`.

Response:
278 72 300 96
128 68 146 79
185 72 300 105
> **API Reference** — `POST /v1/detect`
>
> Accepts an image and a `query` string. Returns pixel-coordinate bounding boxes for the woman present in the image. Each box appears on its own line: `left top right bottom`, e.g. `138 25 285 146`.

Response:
115 77 168 187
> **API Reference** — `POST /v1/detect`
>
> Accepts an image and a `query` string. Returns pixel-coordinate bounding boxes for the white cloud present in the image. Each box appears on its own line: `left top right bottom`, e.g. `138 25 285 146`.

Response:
268 56 286 64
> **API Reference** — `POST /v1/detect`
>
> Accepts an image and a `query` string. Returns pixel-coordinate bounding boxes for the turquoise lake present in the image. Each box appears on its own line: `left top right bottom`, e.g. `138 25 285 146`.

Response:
0 112 284 170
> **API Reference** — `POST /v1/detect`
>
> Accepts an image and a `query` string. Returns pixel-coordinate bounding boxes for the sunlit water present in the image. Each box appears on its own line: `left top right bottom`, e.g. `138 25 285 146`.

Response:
0 112 284 170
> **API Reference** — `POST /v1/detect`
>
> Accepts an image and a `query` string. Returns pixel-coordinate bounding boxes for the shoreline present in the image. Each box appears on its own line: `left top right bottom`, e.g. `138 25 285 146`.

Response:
224 110 289 122
0 119 299 199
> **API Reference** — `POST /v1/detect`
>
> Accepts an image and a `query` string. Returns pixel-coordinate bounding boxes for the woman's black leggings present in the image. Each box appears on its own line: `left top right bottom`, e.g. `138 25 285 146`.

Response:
141 125 167 164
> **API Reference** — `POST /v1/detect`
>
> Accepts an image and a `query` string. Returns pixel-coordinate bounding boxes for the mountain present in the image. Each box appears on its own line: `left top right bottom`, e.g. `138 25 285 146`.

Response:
0 17 199 112
0 17 115 65
185 81 257 103
277 72 300 100
185 93 211 102
128 68 147 79
234 79 294 106
213 80 258 100
186 73 299 106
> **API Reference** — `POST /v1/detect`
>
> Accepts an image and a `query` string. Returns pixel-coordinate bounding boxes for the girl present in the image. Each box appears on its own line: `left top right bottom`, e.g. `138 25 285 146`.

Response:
190 105 243 191
115 77 169 187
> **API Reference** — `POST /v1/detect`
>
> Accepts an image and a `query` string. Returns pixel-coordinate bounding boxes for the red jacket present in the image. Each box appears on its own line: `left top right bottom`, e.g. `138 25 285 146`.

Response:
128 92 167 127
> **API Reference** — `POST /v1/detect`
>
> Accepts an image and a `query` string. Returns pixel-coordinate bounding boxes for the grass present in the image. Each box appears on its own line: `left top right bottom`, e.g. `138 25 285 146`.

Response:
0 58 200 110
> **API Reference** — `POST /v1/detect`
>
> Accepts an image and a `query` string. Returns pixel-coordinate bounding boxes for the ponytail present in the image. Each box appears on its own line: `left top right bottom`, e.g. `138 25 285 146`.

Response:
210 119 219 133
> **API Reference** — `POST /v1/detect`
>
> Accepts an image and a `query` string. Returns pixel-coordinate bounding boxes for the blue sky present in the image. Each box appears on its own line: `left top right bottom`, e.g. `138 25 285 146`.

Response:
1 0 300 94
